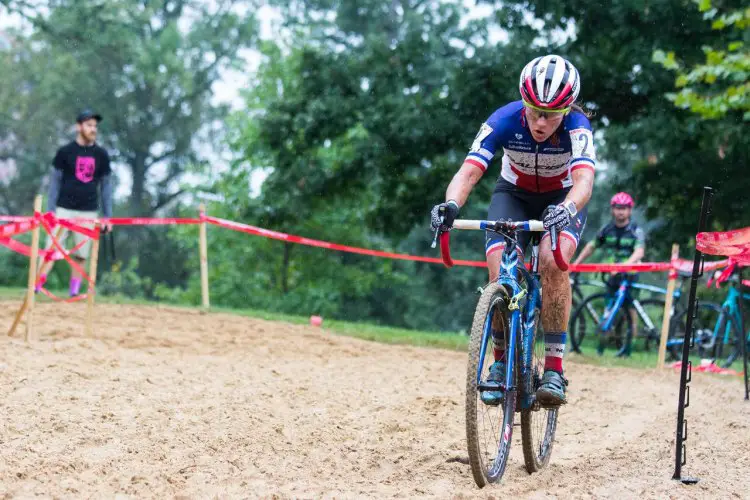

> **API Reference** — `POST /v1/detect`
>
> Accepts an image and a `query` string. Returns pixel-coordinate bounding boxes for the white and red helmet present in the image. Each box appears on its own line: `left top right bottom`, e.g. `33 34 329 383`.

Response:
519 55 580 111
610 192 634 207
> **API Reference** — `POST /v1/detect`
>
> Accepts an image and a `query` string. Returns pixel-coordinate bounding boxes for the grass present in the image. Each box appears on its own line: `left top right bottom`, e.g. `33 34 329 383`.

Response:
1 286 746 372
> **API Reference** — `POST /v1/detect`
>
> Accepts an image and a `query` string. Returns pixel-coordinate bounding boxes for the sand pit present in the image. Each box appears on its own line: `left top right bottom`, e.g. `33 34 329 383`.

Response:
1 300 748 498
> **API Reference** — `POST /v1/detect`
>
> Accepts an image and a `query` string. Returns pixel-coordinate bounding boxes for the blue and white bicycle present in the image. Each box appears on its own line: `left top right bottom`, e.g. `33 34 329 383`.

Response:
437 215 568 487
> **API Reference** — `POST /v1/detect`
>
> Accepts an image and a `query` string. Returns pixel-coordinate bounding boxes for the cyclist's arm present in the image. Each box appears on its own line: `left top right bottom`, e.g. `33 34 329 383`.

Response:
565 118 596 212
445 162 484 206
573 241 596 265
563 168 595 212
623 246 645 265
447 120 501 206
623 227 646 264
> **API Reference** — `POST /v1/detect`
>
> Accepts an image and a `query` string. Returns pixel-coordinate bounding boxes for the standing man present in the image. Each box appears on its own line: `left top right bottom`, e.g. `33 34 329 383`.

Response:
38 109 113 297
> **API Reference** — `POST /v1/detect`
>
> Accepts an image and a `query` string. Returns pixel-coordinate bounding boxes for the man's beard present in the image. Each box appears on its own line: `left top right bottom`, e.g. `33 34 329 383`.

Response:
82 131 96 143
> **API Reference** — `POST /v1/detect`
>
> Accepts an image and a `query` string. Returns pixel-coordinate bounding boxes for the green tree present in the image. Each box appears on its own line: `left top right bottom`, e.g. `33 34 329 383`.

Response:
0 0 258 216
488 0 748 251
654 1 749 120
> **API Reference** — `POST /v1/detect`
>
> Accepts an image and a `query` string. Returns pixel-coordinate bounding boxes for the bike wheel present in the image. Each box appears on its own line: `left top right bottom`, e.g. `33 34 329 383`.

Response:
635 298 666 352
466 282 516 487
521 308 558 473
668 303 722 361
570 292 632 354
569 292 605 353
719 313 746 368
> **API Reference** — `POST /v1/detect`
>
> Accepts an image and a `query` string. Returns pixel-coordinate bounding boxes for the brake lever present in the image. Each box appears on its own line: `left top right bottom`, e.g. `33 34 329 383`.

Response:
430 215 444 249
550 226 558 251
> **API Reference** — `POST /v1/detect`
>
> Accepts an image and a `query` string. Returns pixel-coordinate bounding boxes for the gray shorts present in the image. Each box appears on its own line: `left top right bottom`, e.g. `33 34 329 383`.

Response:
45 207 98 259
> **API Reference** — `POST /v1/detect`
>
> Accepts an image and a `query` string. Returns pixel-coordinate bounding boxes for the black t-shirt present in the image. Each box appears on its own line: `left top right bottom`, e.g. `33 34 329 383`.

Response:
52 141 111 211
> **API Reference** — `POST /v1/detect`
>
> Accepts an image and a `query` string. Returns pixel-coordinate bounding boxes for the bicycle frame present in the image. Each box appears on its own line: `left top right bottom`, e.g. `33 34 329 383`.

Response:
600 279 631 332
476 233 542 411
719 284 750 350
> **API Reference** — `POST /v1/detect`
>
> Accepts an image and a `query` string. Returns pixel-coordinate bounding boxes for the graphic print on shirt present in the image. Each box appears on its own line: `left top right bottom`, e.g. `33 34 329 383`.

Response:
75 156 96 183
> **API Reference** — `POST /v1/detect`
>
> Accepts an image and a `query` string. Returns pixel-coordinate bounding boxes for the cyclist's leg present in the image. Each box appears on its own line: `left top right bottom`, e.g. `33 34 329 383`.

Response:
537 199 587 405
485 181 528 282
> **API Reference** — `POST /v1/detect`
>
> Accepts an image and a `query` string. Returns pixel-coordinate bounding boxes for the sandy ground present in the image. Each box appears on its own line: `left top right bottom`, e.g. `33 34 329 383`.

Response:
1 300 749 499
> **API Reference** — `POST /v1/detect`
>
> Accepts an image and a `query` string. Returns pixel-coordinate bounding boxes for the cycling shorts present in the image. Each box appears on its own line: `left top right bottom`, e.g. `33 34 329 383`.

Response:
485 179 587 257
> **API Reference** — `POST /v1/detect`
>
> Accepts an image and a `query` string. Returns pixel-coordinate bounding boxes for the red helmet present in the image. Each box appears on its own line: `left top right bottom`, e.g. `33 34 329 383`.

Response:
610 192 634 207
519 55 581 111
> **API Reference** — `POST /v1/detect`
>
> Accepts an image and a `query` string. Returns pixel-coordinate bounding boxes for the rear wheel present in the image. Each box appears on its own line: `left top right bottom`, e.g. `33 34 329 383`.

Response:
668 303 722 361
719 313 748 368
465 282 516 487
521 308 558 473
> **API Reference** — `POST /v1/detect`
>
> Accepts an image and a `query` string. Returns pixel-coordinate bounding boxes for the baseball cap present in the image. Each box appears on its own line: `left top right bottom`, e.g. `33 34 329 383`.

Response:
76 109 103 123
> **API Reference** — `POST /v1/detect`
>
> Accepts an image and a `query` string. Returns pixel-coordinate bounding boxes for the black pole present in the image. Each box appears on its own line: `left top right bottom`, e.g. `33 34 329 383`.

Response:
739 268 749 401
673 186 713 483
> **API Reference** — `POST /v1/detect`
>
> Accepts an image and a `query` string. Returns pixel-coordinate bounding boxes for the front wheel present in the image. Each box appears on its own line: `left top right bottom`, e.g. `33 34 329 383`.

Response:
465 282 516 487
569 292 631 354
521 309 558 473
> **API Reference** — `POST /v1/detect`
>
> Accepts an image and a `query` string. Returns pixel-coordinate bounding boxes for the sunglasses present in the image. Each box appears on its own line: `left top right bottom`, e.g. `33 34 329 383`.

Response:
612 204 632 209
523 100 570 120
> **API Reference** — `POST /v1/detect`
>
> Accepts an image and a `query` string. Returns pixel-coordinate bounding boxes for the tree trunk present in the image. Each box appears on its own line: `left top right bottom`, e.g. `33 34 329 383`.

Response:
129 151 148 216
281 242 292 294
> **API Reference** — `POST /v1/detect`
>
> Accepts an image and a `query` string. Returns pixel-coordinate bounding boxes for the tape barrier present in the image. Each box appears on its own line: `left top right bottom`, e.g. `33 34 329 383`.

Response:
2 214 201 227
0 215 35 222
38 215 95 286
40 287 88 303
0 211 738 275
697 227 750 265
204 215 487 267
0 219 38 239
669 360 742 377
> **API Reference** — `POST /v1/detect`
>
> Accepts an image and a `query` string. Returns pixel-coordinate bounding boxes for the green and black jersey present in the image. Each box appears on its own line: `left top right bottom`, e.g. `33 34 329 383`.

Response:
595 222 645 263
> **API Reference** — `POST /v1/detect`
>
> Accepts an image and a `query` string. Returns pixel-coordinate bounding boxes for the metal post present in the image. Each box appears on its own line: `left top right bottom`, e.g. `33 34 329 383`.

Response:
673 186 713 483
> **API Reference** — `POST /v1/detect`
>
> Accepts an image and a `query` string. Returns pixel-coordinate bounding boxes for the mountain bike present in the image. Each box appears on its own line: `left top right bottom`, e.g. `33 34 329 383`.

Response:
569 272 606 308
437 216 569 487
570 270 720 356
667 272 749 367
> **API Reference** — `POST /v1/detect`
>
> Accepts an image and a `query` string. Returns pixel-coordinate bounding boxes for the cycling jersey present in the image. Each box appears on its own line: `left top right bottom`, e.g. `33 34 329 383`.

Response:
595 222 646 263
464 100 596 193
486 179 587 256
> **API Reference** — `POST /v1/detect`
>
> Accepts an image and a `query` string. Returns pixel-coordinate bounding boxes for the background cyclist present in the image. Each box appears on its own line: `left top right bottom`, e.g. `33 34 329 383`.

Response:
430 55 596 407
572 192 646 356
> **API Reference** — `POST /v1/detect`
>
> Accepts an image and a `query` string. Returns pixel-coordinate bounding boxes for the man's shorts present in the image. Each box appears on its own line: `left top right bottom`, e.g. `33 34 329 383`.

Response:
485 179 587 257
46 207 98 259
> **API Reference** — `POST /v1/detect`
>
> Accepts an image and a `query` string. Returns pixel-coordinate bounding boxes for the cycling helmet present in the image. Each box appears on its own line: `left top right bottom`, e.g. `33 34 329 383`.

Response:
610 192 634 207
519 55 580 111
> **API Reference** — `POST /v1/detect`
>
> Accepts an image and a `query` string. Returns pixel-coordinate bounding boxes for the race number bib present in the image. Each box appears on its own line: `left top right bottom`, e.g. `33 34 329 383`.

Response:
570 128 595 160
470 123 494 152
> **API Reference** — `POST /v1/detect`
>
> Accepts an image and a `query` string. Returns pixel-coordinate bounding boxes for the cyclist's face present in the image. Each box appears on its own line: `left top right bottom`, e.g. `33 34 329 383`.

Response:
524 107 565 142
612 205 632 224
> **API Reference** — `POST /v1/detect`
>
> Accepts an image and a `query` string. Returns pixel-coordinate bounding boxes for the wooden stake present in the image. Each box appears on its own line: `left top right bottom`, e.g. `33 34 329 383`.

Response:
8 225 64 338
199 203 210 309
86 223 101 337
657 244 680 369
23 195 43 341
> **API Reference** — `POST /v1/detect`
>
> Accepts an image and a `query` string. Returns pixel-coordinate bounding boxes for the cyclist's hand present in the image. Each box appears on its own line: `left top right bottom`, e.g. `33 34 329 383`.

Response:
543 203 571 233
430 200 460 233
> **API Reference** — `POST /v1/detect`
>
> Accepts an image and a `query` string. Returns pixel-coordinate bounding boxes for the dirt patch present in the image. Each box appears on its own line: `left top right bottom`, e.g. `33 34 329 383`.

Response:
1 301 748 498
